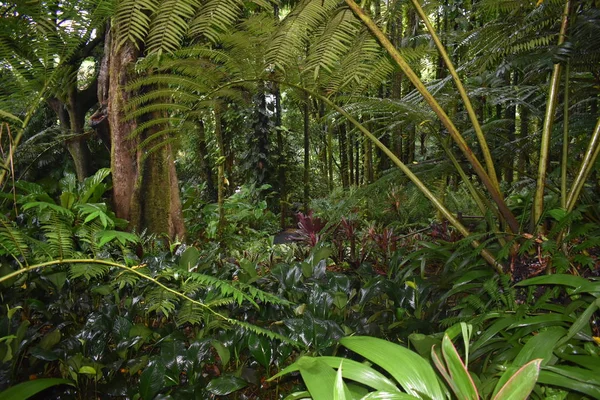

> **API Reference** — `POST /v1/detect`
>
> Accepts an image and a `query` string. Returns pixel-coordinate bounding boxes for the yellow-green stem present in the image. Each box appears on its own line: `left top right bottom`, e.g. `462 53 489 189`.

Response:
566 117 600 212
533 0 571 229
344 0 519 234
410 0 500 193
561 63 570 209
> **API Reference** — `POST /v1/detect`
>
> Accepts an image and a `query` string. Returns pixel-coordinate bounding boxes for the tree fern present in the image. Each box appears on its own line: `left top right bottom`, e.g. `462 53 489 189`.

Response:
146 0 199 53
266 0 340 72
189 0 246 43
114 0 159 50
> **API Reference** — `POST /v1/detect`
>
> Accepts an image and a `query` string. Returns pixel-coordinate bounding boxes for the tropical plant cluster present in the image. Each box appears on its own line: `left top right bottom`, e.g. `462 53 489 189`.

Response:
1 0 600 399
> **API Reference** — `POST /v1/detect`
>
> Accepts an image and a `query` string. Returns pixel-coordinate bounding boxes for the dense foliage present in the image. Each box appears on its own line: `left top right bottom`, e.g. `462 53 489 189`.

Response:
1 0 600 399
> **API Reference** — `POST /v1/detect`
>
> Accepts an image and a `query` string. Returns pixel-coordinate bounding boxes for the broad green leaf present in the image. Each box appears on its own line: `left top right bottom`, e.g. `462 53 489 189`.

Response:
545 365 600 385
206 375 248 395
297 357 337 400
39 329 61 350
361 392 421 400
558 298 600 346
513 327 566 366
409 333 441 359
283 391 311 400
341 336 444 400
538 370 600 398
440 334 477 400
319 356 401 392
516 274 590 289
179 246 200 271
0 378 74 400
78 366 97 375
492 359 541 400
248 334 272 369
139 359 166 400
211 340 230 367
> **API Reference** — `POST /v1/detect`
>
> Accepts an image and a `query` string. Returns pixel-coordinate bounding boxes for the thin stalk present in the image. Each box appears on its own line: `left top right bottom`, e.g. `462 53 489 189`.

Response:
561 63 570 209
566 117 600 212
344 0 519 234
533 0 571 228
410 0 499 192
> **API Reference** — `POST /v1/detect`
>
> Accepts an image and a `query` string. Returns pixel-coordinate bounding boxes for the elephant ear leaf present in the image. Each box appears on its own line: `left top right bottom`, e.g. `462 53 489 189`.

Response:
492 359 542 400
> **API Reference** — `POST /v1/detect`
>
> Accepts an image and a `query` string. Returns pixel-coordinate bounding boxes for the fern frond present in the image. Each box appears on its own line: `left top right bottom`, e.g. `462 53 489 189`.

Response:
115 0 159 50
69 262 110 280
146 287 179 317
146 0 198 54
41 214 75 260
0 216 30 265
266 0 340 72
189 0 245 43
176 300 205 325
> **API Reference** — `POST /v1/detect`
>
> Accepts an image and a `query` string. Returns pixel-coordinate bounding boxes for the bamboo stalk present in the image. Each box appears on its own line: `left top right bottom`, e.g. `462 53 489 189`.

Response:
410 0 500 193
561 63 570 209
566 117 600 212
533 0 571 228
344 0 519 234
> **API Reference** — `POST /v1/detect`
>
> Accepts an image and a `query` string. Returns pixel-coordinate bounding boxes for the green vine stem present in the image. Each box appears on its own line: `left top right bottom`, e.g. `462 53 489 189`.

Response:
0 258 297 345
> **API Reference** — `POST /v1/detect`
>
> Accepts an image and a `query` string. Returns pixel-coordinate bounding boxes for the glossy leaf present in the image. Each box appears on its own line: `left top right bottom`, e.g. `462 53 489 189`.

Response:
206 375 248 396
319 356 401 393
492 359 542 400
538 370 600 398
516 274 591 289
248 333 272 369
341 336 445 399
360 392 421 400
139 359 166 400
0 378 74 400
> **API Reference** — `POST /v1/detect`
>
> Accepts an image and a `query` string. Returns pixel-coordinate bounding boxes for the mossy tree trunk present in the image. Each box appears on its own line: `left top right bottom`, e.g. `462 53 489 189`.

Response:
104 25 185 239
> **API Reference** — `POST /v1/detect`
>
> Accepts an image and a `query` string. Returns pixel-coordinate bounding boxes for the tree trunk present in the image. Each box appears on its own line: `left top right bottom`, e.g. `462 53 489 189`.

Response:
197 119 217 202
105 28 184 239
214 104 226 236
339 122 349 188
303 97 310 212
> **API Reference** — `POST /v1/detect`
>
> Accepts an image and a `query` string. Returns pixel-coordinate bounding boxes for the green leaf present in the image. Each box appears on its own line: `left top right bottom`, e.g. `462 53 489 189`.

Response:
96 230 139 247
0 378 74 400
206 375 248 396
558 298 600 346
297 357 337 400
513 327 565 366
360 393 421 399
78 366 97 375
516 274 591 289
179 246 200 271
538 369 600 398
211 340 230 367
440 334 478 400
139 359 166 400
334 361 347 400
318 356 401 393
341 336 445 400
248 334 272 369
0 109 23 125
492 359 542 400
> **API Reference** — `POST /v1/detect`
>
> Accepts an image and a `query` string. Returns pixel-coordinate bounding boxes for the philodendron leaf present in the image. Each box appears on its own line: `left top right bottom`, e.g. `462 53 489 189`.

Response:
0 378 74 400
206 375 248 396
440 334 478 400
491 359 542 400
341 336 445 400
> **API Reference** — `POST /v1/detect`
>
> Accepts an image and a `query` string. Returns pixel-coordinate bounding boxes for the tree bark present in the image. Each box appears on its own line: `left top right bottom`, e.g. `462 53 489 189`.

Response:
105 28 185 239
